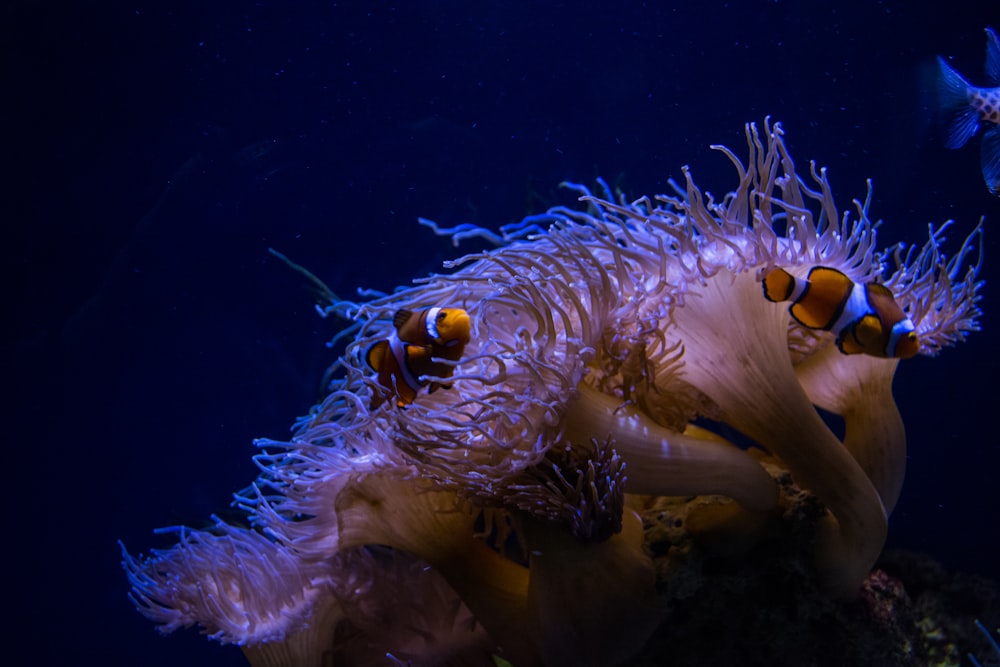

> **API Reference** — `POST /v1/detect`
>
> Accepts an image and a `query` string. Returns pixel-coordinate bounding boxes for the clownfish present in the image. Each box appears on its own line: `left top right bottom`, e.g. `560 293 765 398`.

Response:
937 27 1000 195
366 307 471 408
762 266 919 359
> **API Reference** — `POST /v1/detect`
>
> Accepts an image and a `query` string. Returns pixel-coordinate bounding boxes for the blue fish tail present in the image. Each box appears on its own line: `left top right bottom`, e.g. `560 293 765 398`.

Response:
984 26 1000 86
981 125 1000 195
937 56 979 149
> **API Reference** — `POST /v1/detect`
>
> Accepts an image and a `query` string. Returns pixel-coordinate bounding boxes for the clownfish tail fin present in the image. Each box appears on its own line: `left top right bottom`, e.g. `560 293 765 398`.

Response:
762 267 796 303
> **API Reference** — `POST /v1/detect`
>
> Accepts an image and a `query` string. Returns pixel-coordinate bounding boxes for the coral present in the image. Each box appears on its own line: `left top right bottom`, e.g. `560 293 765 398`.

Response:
122 120 985 665
627 473 1000 667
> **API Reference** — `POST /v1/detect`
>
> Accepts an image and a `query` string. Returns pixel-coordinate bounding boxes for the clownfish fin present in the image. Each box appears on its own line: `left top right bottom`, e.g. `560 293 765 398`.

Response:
366 340 389 372
762 267 796 303
789 266 853 330
836 329 863 355
395 381 418 407
865 282 894 299
836 315 883 355
853 314 885 348
403 342 432 364
427 381 454 394
393 309 414 329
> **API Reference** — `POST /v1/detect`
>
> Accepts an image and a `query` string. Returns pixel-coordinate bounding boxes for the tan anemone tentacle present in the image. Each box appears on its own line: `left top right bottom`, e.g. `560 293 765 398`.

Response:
667 269 887 597
563 384 777 512
121 522 342 655
794 343 906 515
239 596 343 667
334 474 537 664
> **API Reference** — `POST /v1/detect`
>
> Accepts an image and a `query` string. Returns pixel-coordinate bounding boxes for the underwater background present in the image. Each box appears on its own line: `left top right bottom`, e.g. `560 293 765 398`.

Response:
8 1 998 665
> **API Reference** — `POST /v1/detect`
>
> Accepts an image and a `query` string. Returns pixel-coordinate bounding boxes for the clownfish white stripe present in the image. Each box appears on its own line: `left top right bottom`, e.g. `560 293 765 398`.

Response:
425 307 442 339
829 282 870 334
783 276 808 304
388 332 423 393
885 319 917 359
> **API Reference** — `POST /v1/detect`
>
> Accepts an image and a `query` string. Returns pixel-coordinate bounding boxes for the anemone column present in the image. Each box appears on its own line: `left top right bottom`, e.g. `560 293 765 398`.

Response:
667 269 888 597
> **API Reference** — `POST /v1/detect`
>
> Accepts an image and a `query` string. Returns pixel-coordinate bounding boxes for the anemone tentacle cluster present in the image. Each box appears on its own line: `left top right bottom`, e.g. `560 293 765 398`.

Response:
122 120 983 666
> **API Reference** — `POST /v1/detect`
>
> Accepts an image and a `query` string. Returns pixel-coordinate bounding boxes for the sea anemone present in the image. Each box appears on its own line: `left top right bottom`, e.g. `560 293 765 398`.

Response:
123 119 983 665
121 520 344 664
121 520 495 666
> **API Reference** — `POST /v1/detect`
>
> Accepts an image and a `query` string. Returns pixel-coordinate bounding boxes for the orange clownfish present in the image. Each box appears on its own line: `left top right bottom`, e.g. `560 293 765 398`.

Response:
762 266 919 359
366 307 471 407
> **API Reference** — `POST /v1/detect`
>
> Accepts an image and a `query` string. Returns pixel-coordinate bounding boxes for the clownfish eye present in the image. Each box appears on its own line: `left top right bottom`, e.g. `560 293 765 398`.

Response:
437 312 447 321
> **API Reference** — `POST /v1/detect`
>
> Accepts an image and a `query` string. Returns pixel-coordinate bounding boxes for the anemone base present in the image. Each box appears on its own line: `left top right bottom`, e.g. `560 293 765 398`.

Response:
628 467 999 667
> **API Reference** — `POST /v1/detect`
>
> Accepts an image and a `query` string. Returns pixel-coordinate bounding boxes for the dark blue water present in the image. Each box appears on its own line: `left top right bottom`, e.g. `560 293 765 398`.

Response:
9 2 998 665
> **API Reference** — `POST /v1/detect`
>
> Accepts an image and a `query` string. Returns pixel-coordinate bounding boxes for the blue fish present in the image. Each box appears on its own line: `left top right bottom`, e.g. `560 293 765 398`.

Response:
937 27 1000 195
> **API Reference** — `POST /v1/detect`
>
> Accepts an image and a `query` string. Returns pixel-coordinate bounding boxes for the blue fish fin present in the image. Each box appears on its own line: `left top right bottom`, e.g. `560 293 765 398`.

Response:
981 125 1000 196
937 56 979 149
985 26 1000 86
